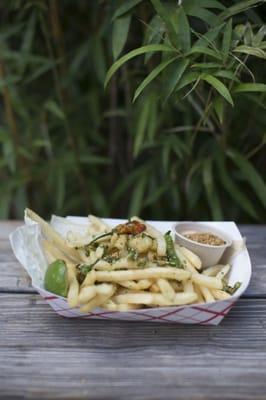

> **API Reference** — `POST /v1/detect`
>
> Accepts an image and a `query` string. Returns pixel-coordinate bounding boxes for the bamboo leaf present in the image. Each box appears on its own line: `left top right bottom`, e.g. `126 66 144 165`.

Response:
0 75 20 89
45 100 65 120
146 94 158 142
214 70 240 82
113 0 143 19
259 41 266 49
233 45 266 59
175 71 200 91
104 44 175 88
227 150 266 207
133 56 178 102
143 182 168 207
143 15 164 62
150 0 179 48
20 12 36 74
244 23 254 46
253 25 266 46
186 8 218 26
93 37 107 83
222 19 232 59
133 96 152 156
217 0 262 21
24 60 55 83
202 159 223 220
112 164 152 203
194 23 225 47
144 15 164 45
162 58 189 102
233 83 266 93
191 62 221 69
128 175 147 216
216 154 259 220
112 14 131 60
213 96 224 124
183 0 225 12
176 6 191 52
188 46 222 60
201 74 234 106
0 23 24 42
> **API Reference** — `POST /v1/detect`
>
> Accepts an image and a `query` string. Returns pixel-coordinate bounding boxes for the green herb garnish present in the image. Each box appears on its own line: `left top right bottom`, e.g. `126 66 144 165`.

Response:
223 281 241 295
164 231 183 268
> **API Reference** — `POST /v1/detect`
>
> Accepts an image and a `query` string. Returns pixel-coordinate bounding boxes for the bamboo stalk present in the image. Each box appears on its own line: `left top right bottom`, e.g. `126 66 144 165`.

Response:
0 59 20 160
45 0 90 207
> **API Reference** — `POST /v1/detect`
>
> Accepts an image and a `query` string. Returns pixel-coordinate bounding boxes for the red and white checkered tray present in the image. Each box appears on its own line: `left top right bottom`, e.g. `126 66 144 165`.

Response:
10 217 252 325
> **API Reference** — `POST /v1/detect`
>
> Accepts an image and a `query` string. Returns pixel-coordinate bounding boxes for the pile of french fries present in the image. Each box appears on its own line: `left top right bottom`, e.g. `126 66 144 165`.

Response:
26 209 235 313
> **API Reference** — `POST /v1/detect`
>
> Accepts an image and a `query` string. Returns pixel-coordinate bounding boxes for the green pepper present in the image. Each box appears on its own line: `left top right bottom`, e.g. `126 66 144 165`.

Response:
164 231 182 269
44 259 68 297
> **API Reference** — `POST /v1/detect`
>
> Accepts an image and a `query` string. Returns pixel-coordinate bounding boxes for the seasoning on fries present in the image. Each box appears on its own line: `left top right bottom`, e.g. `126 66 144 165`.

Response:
26 208 241 313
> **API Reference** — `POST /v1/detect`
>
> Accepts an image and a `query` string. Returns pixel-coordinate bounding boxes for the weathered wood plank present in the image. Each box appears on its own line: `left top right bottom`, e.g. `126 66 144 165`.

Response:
0 220 22 239
1 294 266 400
1 223 265 296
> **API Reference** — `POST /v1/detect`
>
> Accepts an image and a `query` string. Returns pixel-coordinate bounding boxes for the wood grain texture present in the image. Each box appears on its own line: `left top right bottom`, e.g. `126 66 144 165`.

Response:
1 222 265 296
1 222 266 400
1 294 266 400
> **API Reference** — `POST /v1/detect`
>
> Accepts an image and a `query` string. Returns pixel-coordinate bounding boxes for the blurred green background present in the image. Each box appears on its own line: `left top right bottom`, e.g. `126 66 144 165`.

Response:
0 0 265 222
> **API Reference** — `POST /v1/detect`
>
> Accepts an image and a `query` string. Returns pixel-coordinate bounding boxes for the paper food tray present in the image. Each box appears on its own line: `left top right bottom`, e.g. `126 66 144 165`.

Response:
9 216 252 325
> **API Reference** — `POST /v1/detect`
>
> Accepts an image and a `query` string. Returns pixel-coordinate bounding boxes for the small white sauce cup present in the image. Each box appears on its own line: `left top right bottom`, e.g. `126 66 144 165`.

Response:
173 222 232 268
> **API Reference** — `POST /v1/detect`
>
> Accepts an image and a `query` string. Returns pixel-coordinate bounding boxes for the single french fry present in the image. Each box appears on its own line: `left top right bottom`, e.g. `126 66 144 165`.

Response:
179 247 202 270
136 279 153 290
78 286 97 304
67 263 79 307
80 285 115 313
96 283 116 296
150 283 160 293
118 279 152 290
200 286 215 303
113 292 168 306
157 278 176 301
93 267 190 283
42 239 71 264
79 283 114 304
211 289 231 300
114 291 197 306
103 300 141 311
172 292 198 305
81 270 96 288
194 284 204 303
26 208 82 262
44 252 55 265
89 215 110 232
216 264 230 280
183 280 194 293
203 265 224 276
192 273 223 290
175 245 197 273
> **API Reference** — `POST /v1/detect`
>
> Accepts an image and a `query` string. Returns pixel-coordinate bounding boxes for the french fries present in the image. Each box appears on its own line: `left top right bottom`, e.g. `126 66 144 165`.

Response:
27 209 238 313
91 267 190 283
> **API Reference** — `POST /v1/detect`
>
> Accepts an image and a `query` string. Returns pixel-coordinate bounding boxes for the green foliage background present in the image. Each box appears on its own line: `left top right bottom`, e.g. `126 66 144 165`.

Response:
0 0 265 221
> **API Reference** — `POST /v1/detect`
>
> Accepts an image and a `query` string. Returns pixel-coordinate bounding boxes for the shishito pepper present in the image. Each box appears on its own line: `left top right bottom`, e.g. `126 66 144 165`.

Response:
44 259 68 297
164 231 183 268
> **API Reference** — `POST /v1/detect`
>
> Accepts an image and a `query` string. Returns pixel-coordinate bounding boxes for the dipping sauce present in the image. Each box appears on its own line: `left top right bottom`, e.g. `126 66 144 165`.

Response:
182 231 226 246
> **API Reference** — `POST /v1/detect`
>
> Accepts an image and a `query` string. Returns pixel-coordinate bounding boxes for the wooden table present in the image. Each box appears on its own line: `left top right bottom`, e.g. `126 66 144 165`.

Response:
1 222 266 400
